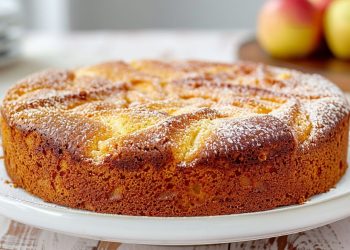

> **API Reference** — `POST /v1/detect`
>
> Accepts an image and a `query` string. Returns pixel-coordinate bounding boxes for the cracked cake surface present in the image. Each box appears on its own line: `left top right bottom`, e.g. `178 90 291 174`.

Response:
1 60 349 216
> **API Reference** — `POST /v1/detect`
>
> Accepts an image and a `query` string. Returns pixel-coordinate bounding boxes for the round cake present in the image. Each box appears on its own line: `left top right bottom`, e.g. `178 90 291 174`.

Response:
1 60 349 216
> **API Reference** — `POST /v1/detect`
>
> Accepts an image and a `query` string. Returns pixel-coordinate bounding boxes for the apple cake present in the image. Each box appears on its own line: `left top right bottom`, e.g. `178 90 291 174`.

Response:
1 60 349 216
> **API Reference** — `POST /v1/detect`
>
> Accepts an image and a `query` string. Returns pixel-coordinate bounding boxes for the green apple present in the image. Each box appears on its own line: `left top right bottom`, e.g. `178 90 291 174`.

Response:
257 0 322 58
324 0 350 59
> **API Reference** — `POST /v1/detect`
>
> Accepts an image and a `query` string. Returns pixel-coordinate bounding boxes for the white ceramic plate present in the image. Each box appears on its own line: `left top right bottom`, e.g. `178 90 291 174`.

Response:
0 156 350 245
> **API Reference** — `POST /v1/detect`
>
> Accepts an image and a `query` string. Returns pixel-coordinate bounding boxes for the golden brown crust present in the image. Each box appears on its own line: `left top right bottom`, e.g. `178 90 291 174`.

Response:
1 60 349 216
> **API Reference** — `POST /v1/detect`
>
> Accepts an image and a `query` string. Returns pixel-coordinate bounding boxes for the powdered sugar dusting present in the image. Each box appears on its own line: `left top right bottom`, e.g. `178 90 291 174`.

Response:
1 60 349 167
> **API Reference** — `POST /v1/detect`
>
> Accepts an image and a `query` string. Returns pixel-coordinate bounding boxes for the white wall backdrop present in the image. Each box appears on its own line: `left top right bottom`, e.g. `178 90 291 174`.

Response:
19 0 263 32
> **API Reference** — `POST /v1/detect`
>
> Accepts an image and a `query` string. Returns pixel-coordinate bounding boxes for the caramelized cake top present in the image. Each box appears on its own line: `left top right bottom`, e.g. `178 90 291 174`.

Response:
2 60 349 168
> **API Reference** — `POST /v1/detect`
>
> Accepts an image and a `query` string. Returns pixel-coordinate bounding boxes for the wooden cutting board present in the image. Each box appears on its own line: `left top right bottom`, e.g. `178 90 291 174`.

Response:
238 39 350 92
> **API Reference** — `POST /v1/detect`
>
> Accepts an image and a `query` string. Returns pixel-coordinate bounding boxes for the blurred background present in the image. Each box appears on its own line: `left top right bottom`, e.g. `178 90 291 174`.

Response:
19 0 262 32
0 0 266 97
0 0 263 78
0 0 349 94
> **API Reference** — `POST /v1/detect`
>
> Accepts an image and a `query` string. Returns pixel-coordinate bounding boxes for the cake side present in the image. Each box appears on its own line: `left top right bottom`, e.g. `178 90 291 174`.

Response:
1 115 348 216
1 60 349 216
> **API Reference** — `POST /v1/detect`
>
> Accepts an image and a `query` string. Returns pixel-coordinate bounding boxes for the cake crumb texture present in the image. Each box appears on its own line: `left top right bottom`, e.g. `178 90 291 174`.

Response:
1 60 349 216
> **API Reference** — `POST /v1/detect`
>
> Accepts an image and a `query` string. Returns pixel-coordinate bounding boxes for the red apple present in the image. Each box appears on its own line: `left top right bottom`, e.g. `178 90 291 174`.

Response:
310 0 332 14
310 0 332 35
257 0 322 58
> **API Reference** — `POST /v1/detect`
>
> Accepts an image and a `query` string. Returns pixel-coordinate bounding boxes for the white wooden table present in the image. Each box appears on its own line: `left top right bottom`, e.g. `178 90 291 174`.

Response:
0 31 349 250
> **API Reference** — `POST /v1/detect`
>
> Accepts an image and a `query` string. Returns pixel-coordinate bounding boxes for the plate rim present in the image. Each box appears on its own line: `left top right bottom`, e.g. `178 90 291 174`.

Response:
0 181 350 245
1 148 350 246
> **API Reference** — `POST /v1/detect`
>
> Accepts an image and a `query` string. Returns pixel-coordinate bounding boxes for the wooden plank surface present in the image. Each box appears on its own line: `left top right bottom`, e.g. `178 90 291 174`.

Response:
0 218 98 250
238 39 350 92
0 216 350 249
